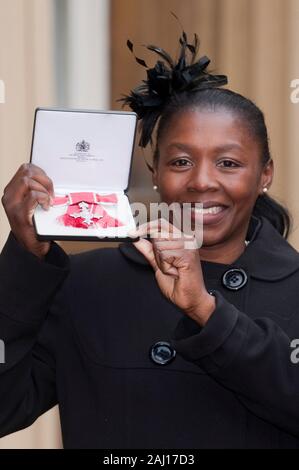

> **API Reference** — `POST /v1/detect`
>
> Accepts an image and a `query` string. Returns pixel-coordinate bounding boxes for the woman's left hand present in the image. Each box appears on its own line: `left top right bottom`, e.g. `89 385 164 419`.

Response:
132 219 216 327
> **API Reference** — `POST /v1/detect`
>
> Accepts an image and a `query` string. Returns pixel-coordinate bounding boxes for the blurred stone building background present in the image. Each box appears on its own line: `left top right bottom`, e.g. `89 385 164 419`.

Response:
0 0 299 448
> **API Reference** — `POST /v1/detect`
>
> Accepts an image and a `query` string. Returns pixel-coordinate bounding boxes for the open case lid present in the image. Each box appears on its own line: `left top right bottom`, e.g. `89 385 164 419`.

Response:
30 108 137 192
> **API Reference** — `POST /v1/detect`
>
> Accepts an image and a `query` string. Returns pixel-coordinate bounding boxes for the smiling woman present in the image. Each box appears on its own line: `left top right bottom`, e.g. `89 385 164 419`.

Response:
1 29 299 449
152 106 274 263
121 34 289 266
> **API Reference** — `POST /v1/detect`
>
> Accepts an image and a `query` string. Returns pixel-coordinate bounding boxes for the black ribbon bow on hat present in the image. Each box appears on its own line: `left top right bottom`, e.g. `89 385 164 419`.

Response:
120 15 228 148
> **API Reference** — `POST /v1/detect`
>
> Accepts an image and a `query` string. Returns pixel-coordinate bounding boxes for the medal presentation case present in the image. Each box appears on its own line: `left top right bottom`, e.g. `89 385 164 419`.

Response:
30 108 138 242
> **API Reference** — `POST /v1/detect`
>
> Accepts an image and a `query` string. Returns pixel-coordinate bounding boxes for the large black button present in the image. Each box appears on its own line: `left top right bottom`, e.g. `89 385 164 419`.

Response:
150 341 176 365
222 268 248 291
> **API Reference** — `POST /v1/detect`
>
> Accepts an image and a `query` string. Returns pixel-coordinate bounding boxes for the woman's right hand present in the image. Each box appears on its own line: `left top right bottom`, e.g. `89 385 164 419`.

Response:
1 163 55 259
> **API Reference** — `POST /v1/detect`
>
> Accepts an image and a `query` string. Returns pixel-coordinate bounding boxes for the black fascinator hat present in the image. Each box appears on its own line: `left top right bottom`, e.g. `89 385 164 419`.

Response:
120 16 228 148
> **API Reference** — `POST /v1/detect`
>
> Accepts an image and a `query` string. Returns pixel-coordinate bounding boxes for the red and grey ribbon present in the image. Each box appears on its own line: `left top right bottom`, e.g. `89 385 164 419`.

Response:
52 192 123 229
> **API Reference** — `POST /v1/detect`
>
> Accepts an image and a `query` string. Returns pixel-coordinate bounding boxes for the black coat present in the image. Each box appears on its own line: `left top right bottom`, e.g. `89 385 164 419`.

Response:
0 216 299 449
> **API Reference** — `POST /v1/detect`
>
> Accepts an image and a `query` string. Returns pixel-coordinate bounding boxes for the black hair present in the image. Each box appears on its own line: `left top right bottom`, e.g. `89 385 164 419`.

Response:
121 32 291 238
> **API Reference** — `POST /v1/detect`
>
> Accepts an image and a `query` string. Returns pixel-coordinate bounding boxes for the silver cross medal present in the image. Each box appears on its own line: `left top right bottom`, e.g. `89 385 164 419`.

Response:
71 202 94 225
